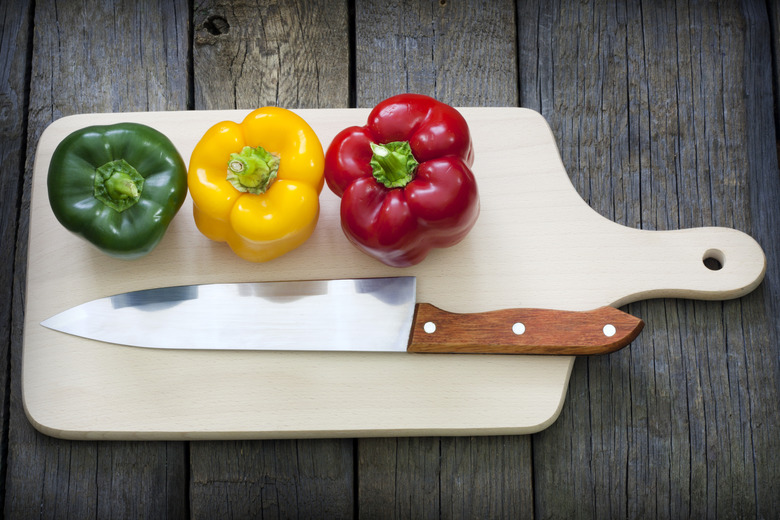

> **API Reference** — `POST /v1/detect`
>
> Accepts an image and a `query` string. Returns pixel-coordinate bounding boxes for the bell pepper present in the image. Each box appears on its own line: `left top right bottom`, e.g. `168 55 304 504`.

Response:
47 122 188 260
187 107 325 262
324 93 480 267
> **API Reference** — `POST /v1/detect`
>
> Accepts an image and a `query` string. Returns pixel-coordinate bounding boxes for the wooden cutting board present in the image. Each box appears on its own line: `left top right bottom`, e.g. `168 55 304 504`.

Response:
22 108 766 440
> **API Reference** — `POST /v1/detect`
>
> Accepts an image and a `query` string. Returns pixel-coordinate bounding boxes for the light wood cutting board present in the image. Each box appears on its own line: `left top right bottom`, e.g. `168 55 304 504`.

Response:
23 108 766 440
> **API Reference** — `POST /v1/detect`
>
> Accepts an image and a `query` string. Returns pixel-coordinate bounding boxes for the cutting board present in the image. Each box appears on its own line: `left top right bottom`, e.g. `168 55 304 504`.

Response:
23 108 766 440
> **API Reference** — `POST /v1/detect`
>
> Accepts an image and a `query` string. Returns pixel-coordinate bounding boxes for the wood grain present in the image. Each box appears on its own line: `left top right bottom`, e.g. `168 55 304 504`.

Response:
190 439 354 519
408 304 644 355
189 1 353 518
739 1 780 517
520 0 780 517
0 0 32 512
355 0 518 108
193 0 350 110
5 0 190 517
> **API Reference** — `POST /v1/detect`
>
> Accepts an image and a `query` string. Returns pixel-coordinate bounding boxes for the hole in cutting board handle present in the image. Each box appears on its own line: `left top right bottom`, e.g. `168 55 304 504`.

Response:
703 248 724 271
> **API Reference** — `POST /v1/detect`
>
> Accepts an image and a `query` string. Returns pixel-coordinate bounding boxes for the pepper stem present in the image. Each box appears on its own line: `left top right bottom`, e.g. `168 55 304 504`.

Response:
106 173 139 199
226 145 280 194
370 141 419 188
93 159 144 212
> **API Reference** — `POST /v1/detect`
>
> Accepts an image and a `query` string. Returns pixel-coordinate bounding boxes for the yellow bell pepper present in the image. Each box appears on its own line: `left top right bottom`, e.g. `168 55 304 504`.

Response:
187 107 325 262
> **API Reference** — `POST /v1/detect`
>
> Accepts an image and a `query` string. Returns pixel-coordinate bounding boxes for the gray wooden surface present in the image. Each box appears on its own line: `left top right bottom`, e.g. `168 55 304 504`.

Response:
1 0 778 517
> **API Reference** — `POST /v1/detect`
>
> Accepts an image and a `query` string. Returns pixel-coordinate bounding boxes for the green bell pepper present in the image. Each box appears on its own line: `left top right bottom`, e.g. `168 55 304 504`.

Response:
47 122 187 259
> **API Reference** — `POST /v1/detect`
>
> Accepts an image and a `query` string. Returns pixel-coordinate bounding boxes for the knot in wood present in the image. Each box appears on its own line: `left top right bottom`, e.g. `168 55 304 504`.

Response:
202 15 230 36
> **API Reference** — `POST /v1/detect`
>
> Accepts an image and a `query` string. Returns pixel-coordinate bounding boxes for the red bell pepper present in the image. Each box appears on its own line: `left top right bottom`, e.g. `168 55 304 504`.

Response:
324 94 480 267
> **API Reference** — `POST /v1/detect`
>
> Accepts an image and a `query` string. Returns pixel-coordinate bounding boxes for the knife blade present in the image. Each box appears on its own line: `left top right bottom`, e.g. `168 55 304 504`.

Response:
40 277 643 355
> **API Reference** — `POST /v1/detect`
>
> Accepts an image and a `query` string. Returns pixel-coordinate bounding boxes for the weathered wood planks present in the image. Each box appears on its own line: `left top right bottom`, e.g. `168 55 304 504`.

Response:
193 0 349 110
1 0 777 517
0 0 33 513
355 0 518 108
5 0 190 516
520 0 780 517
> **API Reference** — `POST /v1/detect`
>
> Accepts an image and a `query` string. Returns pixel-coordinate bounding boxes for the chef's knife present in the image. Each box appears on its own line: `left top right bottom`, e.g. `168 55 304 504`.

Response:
41 277 643 355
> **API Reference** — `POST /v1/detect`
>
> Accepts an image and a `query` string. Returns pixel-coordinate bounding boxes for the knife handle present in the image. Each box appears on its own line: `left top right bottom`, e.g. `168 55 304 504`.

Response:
408 304 644 355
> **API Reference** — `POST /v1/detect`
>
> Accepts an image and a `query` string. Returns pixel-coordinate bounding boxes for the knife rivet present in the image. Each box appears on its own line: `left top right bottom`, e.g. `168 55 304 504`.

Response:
424 322 436 334
603 324 617 337
512 322 525 335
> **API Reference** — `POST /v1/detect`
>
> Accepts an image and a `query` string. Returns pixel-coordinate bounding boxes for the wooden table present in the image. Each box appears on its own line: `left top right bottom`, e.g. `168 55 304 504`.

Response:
2 0 778 517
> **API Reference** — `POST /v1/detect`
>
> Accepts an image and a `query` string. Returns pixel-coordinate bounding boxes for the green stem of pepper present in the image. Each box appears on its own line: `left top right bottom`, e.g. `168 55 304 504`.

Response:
369 141 419 189
106 172 139 199
226 145 280 194
93 159 144 212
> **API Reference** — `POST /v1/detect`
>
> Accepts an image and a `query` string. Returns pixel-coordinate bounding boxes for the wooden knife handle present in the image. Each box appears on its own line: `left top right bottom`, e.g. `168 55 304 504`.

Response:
408 304 644 355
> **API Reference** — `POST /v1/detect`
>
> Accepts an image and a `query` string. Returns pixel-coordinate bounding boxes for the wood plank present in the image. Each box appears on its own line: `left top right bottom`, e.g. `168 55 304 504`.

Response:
6 0 190 516
188 1 354 517
353 1 532 518
355 0 518 108
740 0 780 517
520 0 780 517
193 0 349 110
357 438 441 519
358 438 533 519
190 439 354 518
0 0 33 512
439 436 532 518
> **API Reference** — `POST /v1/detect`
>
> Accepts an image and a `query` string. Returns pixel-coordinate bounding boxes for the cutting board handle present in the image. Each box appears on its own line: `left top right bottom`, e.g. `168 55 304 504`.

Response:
612 226 766 306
